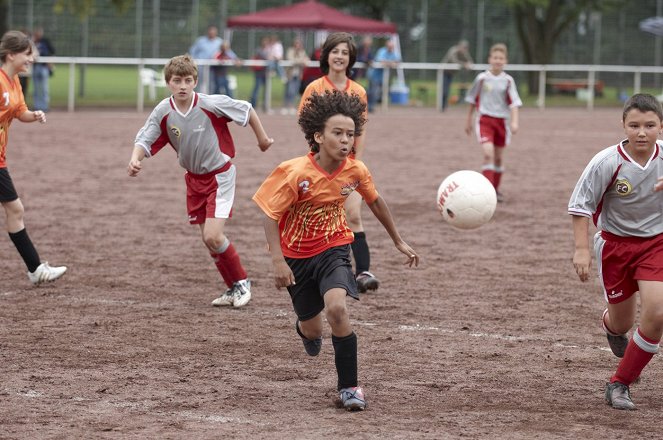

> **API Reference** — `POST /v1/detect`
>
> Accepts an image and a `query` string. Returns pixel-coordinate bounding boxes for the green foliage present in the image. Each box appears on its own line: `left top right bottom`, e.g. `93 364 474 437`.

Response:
325 0 395 20
53 0 132 19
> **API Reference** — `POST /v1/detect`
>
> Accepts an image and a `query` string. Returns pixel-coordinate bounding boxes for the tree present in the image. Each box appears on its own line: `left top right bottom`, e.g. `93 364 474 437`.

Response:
54 0 132 19
0 0 8 37
326 0 394 20
505 0 626 93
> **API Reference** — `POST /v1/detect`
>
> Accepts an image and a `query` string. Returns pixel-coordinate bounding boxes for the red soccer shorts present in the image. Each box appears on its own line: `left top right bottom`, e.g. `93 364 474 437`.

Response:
597 231 663 304
477 114 508 147
185 162 235 225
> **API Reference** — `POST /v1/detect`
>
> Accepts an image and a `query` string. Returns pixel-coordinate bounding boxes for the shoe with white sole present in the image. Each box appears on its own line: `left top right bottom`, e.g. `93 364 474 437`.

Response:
27 262 67 286
232 279 252 308
211 287 234 307
339 386 366 411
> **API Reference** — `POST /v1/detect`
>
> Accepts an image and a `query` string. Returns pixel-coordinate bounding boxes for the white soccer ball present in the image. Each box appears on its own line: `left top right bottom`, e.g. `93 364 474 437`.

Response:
437 170 497 230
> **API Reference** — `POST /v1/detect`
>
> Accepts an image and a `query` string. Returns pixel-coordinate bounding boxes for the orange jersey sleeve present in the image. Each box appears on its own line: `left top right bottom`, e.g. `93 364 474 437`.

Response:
253 153 378 258
0 70 28 168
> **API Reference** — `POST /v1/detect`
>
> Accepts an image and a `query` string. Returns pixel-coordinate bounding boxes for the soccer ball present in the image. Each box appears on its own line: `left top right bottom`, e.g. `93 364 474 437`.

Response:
437 170 497 230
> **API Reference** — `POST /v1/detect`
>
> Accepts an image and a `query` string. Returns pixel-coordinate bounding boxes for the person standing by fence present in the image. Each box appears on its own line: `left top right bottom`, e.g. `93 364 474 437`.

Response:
32 27 55 112
189 25 222 93
441 39 473 111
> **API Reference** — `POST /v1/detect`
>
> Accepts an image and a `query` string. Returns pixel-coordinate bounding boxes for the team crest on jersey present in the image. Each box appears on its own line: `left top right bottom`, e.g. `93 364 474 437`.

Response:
614 179 632 196
298 180 311 193
170 126 181 138
340 180 359 196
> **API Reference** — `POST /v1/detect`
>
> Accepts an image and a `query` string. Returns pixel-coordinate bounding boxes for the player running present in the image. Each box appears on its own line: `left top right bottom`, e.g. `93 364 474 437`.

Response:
569 93 663 410
128 54 273 307
1 30 67 285
298 32 379 294
254 90 418 411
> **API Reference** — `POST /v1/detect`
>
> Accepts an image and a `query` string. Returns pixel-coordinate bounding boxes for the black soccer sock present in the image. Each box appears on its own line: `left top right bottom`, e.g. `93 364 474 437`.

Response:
351 232 370 274
332 332 358 390
9 228 41 272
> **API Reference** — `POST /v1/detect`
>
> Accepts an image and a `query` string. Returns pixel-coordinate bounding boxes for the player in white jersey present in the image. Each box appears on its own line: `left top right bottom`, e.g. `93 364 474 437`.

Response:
464 43 521 202
127 54 274 308
569 93 663 410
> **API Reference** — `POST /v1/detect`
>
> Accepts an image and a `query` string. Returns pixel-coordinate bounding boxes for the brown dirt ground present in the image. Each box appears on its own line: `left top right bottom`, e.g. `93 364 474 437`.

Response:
1 105 660 439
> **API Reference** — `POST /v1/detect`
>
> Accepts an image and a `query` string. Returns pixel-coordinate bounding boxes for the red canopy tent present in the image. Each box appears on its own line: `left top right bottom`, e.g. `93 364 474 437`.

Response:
226 0 397 35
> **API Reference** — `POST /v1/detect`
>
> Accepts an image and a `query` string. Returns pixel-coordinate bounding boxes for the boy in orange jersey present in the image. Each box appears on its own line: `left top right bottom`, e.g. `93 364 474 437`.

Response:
298 32 379 294
1 30 67 285
253 90 418 411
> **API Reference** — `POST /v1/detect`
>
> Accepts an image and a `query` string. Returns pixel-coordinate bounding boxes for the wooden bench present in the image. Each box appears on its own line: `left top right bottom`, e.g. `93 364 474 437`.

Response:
547 78 604 97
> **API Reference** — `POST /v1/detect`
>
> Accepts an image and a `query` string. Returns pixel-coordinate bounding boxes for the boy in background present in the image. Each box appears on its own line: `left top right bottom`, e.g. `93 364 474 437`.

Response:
464 43 521 202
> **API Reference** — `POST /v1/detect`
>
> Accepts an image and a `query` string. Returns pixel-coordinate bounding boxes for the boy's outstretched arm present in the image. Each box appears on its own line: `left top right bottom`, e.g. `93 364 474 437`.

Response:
366 196 419 267
127 145 146 177
248 108 274 152
572 215 591 282
263 215 296 288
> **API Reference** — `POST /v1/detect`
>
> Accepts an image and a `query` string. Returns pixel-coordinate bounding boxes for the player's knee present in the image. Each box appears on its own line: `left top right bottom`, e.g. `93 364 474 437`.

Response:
325 303 349 327
4 201 24 223
203 234 225 252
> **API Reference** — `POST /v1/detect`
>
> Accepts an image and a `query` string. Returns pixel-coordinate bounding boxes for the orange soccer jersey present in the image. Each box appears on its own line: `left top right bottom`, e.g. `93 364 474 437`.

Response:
253 153 379 259
298 76 368 119
0 69 28 168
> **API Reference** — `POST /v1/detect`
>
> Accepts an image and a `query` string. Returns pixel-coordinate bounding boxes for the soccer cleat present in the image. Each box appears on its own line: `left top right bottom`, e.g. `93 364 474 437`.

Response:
27 262 67 286
232 279 252 308
606 333 629 358
356 271 379 293
211 287 234 307
496 192 505 203
296 319 322 356
605 382 636 410
339 386 366 411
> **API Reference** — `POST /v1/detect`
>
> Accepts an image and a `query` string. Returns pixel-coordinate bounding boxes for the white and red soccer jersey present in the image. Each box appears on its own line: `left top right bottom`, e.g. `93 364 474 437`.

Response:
253 153 379 258
568 140 663 237
465 70 522 119
0 70 28 169
134 93 251 174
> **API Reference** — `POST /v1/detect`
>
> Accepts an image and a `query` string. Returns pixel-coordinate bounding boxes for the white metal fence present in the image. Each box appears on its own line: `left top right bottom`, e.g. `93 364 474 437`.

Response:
39 56 663 113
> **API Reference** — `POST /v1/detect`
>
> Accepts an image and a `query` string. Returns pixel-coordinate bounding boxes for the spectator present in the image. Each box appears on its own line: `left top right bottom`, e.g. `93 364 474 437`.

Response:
267 34 286 82
17 28 32 95
353 36 374 80
250 37 271 112
441 39 473 111
282 37 309 114
213 41 240 98
189 25 222 92
32 27 55 112
299 45 322 95
368 38 400 113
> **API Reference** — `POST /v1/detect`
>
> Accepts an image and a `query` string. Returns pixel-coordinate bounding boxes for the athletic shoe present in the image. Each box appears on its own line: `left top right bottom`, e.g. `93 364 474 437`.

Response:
496 192 504 203
605 381 636 410
339 386 366 411
232 279 252 308
211 287 234 307
27 262 67 286
295 319 322 356
606 333 629 358
356 271 379 293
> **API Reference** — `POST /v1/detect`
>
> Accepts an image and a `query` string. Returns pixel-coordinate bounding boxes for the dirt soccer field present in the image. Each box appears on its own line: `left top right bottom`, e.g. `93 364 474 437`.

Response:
1 105 660 439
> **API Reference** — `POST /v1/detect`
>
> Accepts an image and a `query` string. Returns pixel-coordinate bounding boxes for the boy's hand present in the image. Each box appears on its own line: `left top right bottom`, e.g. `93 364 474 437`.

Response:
510 121 519 134
258 137 274 152
573 248 591 282
273 259 295 288
655 176 663 192
464 122 473 136
127 159 142 177
396 241 419 267
34 111 46 123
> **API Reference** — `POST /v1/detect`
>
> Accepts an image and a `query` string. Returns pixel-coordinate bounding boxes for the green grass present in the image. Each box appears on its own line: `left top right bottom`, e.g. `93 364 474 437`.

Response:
26 65 287 109
24 64 656 110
